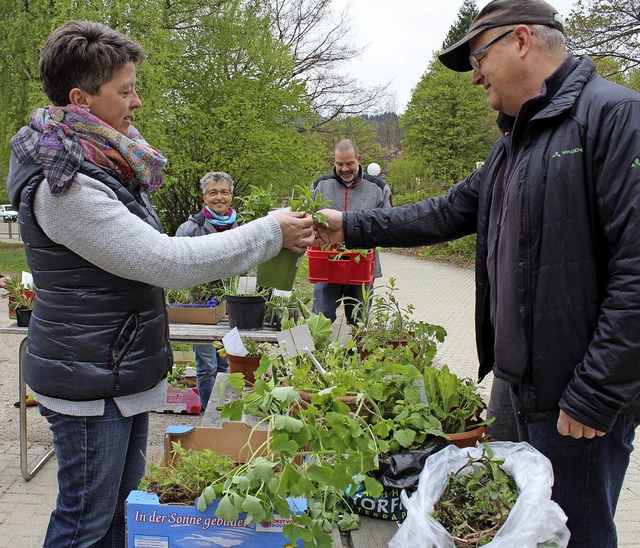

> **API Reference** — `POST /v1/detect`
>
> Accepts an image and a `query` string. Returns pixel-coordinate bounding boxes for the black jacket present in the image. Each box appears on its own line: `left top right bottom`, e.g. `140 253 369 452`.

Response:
344 57 640 432
8 158 172 400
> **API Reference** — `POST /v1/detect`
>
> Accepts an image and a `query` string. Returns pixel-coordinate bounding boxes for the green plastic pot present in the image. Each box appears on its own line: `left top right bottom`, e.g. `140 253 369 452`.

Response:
256 248 302 291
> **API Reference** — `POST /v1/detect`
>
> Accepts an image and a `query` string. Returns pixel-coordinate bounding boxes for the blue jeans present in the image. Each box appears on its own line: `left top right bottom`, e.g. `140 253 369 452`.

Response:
513 394 639 547
39 399 148 547
194 344 228 411
312 283 372 325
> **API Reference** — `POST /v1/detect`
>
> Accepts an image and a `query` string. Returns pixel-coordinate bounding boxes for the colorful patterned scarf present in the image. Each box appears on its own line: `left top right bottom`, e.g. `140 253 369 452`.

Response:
10 105 167 194
203 206 237 230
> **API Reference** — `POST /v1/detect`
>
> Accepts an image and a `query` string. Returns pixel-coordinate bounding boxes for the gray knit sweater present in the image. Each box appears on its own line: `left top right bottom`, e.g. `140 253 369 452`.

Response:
31 173 282 417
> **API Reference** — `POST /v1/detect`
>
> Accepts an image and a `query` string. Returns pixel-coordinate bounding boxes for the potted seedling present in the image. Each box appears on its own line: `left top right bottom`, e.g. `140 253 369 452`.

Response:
215 335 274 385
349 278 447 362
264 288 310 330
256 184 329 291
2 274 36 326
222 275 270 330
423 364 491 448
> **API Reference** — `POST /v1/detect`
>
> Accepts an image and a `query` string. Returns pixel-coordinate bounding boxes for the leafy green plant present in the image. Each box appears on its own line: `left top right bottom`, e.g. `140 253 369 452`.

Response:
432 445 518 546
210 377 386 547
213 336 273 358
349 278 446 363
423 364 489 434
280 311 334 352
264 288 311 327
289 184 329 225
236 184 278 223
167 363 188 389
165 282 223 306
138 442 237 504
1 275 35 310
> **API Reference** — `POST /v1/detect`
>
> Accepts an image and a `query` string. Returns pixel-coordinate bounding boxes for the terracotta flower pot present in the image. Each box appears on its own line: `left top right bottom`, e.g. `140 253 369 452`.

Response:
290 383 371 420
446 424 487 449
227 353 262 385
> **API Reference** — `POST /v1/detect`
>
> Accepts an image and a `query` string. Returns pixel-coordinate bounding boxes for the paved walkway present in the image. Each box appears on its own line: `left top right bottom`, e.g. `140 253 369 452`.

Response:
0 250 638 546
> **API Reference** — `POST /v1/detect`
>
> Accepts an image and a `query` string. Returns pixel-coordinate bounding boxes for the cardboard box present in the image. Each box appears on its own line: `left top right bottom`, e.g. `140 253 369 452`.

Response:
166 301 226 325
126 491 305 547
127 423 306 547
172 350 196 364
152 386 202 415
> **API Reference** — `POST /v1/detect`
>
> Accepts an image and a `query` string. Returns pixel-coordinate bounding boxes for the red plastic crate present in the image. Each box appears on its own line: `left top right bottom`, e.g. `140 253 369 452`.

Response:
306 246 375 285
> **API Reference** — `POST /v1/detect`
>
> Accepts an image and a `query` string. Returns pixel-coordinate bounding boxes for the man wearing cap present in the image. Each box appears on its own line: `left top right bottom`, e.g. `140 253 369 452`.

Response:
314 0 640 545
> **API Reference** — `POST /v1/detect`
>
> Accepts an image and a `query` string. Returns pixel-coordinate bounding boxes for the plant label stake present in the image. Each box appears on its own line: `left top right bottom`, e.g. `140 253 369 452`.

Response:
21 271 34 287
304 348 329 385
272 289 293 299
331 316 352 345
222 327 249 357
277 323 315 358
236 276 257 294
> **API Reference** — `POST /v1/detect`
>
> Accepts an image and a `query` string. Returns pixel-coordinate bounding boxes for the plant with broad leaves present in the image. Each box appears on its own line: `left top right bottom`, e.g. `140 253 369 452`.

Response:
236 184 278 223
347 278 447 364
206 372 387 547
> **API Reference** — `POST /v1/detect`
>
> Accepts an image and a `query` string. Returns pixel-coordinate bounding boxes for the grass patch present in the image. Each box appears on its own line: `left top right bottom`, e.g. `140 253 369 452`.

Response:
0 242 28 276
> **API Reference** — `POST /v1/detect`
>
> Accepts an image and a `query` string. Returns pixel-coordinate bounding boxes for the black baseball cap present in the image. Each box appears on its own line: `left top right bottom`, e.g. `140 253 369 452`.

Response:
439 0 565 72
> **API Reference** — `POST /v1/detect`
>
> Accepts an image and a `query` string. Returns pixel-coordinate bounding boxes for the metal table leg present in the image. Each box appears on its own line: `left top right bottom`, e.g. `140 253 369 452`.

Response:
18 337 55 480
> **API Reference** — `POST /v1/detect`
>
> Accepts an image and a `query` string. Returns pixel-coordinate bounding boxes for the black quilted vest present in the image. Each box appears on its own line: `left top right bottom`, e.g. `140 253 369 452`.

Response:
13 159 172 400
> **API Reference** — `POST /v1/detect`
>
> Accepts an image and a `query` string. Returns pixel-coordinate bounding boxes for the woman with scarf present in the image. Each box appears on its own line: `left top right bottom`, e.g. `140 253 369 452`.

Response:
6 21 314 547
176 171 241 411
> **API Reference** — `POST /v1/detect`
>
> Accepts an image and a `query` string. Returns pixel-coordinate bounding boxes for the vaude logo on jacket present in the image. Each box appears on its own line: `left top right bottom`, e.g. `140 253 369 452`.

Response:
631 158 640 169
552 147 584 158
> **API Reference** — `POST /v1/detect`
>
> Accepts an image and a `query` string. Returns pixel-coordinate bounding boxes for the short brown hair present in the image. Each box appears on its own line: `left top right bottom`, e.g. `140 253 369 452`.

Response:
39 20 145 106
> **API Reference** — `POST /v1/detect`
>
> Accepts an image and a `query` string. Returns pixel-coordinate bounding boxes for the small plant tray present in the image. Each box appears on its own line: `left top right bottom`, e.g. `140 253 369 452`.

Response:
306 246 374 285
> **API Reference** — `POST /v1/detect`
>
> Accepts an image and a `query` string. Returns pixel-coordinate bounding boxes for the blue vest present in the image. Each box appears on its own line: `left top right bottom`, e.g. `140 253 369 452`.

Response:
16 161 171 400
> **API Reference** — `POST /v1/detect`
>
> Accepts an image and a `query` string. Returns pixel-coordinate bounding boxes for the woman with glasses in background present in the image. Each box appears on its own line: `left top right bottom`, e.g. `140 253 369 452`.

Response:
176 172 240 410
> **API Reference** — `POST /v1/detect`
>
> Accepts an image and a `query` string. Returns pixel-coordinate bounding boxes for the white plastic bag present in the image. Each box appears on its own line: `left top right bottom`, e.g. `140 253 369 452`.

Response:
389 441 570 548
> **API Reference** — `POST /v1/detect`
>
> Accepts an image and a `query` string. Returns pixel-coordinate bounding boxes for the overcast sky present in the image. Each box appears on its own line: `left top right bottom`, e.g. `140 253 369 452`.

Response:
332 0 578 113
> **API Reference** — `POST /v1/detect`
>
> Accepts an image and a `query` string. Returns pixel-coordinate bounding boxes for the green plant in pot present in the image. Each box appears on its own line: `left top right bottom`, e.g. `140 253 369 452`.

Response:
215 336 274 385
214 369 387 547
423 364 491 447
222 275 270 330
2 275 35 326
348 279 447 362
264 288 311 330
256 184 330 291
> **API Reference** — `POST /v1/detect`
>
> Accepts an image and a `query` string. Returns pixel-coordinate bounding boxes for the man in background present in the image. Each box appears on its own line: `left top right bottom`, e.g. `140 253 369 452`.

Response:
310 139 391 324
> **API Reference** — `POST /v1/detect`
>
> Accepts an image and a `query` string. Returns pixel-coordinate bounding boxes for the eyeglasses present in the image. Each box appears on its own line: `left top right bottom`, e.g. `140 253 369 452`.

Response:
205 189 232 197
469 28 514 72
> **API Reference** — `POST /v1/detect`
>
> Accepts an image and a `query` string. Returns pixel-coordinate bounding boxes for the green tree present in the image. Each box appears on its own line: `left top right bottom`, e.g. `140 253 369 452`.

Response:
400 57 498 186
442 0 479 50
566 0 640 74
0 0 326 235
